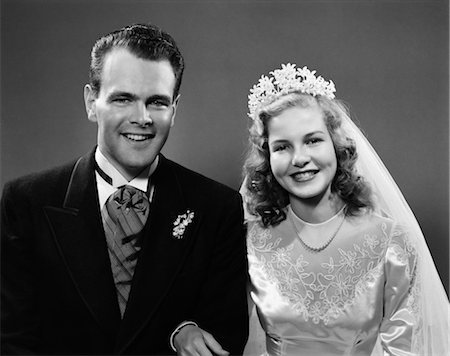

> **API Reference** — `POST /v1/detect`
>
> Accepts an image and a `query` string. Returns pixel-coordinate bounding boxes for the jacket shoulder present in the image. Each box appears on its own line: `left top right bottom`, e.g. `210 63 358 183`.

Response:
164 158 239 197
2 159 79 203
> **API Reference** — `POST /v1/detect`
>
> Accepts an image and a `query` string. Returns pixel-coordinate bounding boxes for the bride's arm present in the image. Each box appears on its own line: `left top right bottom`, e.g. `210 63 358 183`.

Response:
378 225 419 356
243 282 267 356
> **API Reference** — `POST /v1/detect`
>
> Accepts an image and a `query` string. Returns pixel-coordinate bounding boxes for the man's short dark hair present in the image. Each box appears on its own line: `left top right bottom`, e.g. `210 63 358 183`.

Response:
89 23 184 99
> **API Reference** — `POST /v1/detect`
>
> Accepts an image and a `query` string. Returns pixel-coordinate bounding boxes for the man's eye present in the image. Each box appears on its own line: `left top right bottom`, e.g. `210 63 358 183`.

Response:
149 100 169 108
113 97 131 104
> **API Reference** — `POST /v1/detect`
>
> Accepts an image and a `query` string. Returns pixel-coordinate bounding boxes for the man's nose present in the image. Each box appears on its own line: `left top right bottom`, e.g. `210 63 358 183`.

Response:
133 104 153 126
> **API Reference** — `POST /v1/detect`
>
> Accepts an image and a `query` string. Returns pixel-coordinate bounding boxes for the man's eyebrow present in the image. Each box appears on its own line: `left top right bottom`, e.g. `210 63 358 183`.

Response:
108 91 138 100
106 92 173 104
146 94 172 104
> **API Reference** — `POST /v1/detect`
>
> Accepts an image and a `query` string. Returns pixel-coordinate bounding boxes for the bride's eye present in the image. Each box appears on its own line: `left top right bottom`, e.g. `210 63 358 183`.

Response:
306 137 323 145
273 144 288 152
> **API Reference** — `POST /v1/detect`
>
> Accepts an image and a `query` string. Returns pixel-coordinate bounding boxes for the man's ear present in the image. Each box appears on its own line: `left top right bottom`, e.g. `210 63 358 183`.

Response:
84 84 97 122
170 94 180 127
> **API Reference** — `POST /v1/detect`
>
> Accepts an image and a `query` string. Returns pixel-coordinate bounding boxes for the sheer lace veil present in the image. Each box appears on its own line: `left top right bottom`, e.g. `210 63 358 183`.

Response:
340 115 449 355
241 113 449 355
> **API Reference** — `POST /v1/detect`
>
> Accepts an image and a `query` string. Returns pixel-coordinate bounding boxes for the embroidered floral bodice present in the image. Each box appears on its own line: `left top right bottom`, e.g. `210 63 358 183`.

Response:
247 209 420 356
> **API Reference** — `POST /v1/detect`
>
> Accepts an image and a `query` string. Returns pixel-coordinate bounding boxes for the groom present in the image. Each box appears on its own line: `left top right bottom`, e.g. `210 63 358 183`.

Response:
1 23 248 355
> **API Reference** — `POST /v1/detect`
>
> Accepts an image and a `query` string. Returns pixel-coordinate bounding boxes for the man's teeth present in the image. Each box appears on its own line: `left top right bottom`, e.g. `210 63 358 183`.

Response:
125 134 150 141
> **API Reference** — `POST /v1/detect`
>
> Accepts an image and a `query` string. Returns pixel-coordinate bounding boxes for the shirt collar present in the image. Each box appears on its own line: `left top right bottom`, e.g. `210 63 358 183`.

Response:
94 147 158 192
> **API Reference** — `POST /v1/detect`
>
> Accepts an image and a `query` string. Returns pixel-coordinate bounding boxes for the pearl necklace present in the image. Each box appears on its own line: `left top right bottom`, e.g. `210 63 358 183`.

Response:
288 207 346 253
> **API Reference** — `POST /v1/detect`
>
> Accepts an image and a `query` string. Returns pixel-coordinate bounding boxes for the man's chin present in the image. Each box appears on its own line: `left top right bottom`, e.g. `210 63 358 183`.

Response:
124 157 158 177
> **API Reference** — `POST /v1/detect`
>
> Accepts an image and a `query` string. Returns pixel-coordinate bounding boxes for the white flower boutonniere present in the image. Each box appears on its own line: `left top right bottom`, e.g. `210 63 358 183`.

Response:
172 210 195 239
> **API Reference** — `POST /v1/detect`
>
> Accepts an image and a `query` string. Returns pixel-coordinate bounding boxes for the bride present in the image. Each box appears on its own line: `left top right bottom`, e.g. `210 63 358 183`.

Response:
241 64 449 355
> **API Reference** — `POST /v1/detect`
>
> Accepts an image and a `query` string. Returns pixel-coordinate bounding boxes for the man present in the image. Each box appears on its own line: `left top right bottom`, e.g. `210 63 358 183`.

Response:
1 23 248 355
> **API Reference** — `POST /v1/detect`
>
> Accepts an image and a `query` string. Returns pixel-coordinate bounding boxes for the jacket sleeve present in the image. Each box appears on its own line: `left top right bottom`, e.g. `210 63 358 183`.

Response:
192 191 249 355
1 182 40 355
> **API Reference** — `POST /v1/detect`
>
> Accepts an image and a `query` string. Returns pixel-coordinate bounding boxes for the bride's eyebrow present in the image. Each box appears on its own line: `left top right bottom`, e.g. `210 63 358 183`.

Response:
270 138 289 145
304 131 326 138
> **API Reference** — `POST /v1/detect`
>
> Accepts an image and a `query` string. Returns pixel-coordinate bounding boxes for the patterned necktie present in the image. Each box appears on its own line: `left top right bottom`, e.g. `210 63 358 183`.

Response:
101 185 150 316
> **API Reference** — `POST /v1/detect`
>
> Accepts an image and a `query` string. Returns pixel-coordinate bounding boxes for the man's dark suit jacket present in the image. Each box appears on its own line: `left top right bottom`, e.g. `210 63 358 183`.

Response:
1 150 249 355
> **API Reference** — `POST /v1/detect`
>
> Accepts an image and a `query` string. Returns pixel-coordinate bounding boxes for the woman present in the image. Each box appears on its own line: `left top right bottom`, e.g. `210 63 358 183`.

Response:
242 64 449 355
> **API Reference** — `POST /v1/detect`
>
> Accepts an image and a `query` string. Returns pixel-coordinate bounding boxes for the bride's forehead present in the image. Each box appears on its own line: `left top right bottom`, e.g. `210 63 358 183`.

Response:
269 106 326 129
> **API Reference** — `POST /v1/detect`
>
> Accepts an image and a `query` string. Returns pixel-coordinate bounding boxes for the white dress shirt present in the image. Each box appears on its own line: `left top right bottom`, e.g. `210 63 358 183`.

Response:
94 148 157 207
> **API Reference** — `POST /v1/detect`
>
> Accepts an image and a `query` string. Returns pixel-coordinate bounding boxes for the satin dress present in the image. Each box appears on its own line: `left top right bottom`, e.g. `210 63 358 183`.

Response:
246 207 420 356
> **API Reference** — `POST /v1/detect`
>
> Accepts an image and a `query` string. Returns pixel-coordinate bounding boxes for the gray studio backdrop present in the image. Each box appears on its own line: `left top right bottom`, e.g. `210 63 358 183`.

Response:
1 0 448 291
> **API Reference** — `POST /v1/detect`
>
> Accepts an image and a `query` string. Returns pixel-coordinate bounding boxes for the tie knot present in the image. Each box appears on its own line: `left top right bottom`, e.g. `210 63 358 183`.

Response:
108 185 149 222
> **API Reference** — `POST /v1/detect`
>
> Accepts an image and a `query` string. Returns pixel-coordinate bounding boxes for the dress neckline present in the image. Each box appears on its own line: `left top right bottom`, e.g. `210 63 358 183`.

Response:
288 204 347 227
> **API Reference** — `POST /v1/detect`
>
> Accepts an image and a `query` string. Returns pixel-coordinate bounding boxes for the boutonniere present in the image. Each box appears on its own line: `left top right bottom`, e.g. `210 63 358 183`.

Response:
172 210 195 239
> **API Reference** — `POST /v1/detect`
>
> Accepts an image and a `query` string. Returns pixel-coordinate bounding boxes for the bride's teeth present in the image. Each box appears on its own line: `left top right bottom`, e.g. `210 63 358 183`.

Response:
293 171 316 181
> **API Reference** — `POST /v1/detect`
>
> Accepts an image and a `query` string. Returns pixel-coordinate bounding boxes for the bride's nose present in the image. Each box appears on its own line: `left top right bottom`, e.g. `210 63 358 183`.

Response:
291 148 310 167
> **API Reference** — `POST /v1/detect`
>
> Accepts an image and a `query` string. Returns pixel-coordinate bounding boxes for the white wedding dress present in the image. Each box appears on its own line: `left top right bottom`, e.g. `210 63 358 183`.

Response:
242 101 449 356
245 206 423 356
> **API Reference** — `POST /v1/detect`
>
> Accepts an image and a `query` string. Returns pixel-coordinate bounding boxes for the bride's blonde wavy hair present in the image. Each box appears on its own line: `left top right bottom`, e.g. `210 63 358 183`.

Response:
243 92 374 227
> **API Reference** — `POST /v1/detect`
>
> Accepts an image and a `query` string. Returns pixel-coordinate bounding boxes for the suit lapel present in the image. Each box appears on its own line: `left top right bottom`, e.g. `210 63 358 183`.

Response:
43 151 121 336
115 155 202 352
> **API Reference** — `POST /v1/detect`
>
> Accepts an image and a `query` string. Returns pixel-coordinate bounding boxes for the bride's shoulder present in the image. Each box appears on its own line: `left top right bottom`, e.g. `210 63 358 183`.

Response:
347 209 395 228
347 210 413 246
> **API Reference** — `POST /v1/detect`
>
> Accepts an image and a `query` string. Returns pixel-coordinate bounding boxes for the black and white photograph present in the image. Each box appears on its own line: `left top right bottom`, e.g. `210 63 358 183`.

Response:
1 1 448 355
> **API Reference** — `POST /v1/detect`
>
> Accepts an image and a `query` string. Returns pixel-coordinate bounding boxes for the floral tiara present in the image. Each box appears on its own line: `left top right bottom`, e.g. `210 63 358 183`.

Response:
248 63 336 117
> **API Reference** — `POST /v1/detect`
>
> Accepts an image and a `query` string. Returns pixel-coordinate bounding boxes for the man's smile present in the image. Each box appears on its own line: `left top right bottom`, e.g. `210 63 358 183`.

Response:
122 133 155 142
